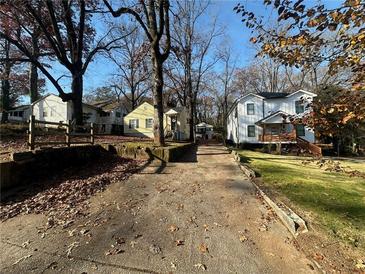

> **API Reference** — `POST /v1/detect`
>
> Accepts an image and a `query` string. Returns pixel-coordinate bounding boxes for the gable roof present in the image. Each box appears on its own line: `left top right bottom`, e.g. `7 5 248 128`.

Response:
196 122 213 128
31 93 55 105
255 110 290 125
286 89 317 97
227 93 265 117
165 106 186 115
124 102 153 118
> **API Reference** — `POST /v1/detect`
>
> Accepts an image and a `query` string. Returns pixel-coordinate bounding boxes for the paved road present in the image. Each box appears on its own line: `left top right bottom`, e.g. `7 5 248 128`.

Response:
0 144 315 273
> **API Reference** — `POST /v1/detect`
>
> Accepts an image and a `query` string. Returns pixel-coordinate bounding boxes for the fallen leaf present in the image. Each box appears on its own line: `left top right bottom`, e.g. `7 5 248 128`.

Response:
68 229 77 237
105 248 124 256
115 237 126 244
239 235 247 243
355 259 365 269
313 253 324 261
80 229 89 235
130 241 137 248
171 262 177 269
175 239 184 246
203 224 209 232
168 224 179 232
198 243 208 253
21 240 31 248
66 242 79 258
194 263 207 270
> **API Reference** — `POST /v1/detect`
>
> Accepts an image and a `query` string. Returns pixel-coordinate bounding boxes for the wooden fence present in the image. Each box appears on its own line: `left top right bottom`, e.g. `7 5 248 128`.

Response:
28 115 94 150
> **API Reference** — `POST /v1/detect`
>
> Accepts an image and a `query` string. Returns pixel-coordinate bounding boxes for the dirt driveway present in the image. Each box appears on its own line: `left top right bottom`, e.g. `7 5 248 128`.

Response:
0 144 316 273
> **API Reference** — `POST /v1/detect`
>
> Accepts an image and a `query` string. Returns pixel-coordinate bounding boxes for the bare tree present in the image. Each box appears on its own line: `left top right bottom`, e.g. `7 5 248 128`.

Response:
1 1 125 125
167 1 221 141
103 0 171 146
107 25 151 111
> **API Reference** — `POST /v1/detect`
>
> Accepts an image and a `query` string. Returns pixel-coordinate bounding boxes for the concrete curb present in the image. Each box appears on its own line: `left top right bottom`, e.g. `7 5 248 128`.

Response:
232 150 308 237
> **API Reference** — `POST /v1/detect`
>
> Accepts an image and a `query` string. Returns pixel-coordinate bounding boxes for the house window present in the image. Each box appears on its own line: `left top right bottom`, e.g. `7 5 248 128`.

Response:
116 112 121 118
43 111 48 117
247 125 255 137
129 119 139 129
247 103 255 115
100 112 110 117
234 107 238 118
295 101 304 114
145 118 153 128
296 124 305 136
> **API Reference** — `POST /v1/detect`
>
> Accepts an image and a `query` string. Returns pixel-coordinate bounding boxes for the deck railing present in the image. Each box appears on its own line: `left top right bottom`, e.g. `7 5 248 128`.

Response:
259 131 296 142
296 136 322 156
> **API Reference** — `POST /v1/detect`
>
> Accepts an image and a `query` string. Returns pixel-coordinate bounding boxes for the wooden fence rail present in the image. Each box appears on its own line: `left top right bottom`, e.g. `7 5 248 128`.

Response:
28 115 94 150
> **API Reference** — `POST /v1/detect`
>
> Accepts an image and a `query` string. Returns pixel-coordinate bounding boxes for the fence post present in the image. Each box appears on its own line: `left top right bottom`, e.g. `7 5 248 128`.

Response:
28 115 35 150
90 123 94 145
66 120 71 147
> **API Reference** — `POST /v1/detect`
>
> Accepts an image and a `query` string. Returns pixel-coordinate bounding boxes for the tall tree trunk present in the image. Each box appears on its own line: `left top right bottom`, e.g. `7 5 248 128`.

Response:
1 71 10 123
187 51 194 141
152 55 165 146
29 62 38 103
1 41 11 123
29 31 40 103
71 73 84 125
131 86 136 110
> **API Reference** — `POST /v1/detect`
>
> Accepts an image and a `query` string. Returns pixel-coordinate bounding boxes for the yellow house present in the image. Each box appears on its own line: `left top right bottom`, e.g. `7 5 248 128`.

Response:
124 102 190 140
123 102 157 138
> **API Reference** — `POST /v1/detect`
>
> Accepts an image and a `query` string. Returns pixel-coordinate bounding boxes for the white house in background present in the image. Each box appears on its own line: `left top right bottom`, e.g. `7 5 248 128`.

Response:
196 122 213 140
226 90 316 144
165 106 190 140
31 94 127 134
7 105 31 122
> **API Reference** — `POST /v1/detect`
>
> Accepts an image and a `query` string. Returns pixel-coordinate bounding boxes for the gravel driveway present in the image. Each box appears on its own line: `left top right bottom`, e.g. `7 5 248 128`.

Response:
0 144 316 273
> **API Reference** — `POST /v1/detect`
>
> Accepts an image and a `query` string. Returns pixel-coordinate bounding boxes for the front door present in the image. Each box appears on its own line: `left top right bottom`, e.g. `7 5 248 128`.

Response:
171 116 177 131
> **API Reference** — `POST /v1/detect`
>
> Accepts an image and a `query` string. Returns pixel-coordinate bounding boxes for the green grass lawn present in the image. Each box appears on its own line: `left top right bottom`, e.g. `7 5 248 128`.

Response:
237 150 365 249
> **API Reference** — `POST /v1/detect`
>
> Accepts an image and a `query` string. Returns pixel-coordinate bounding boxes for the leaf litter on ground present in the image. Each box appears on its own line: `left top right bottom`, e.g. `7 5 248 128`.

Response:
0 153 145 228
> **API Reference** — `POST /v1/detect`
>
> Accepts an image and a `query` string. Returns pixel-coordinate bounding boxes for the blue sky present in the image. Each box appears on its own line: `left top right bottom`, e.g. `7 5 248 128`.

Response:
40 1 270 99
38 0 342 101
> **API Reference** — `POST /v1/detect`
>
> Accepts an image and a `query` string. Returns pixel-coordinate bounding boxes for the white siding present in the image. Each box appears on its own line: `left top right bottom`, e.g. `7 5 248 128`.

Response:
226 91 316 144
237 95 264 143
32 94 69 123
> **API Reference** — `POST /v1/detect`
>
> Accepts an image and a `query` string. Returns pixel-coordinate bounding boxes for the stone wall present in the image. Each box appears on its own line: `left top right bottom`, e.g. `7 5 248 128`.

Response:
0 145 104 191
1 143 194 191
101 142 195 162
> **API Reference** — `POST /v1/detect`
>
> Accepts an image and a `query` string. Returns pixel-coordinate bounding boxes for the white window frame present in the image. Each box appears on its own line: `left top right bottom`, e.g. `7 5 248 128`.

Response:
145 118 153 128
129 119 139 129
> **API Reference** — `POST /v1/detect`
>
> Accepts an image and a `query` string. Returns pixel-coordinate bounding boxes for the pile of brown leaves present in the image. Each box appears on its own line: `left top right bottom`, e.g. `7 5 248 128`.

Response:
302 158 365 179
0 153 145 226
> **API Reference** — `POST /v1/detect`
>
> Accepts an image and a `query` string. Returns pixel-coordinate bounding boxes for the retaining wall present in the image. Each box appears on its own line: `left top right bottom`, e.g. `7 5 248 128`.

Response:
1 142 194 191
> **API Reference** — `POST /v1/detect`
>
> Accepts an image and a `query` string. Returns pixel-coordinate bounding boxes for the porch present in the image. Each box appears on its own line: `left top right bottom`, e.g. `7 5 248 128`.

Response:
258 123 297 142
